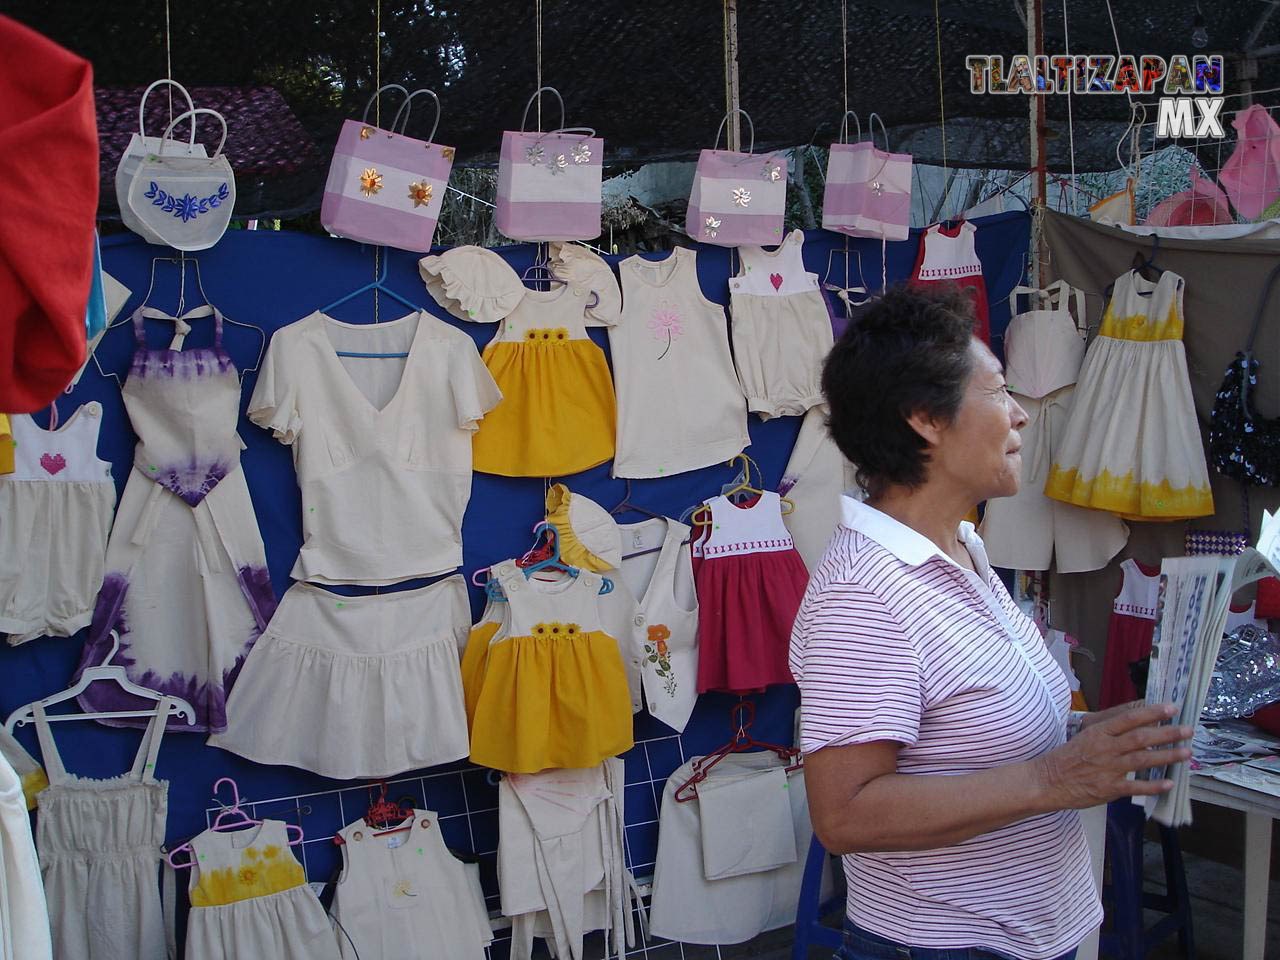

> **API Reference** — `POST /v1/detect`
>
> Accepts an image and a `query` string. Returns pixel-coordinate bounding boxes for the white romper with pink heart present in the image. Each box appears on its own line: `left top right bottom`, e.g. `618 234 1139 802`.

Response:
0 402 117 645
729 229 834 419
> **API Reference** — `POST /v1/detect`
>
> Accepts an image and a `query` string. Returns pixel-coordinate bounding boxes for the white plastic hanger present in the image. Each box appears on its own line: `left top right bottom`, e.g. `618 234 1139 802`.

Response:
4 630 196 732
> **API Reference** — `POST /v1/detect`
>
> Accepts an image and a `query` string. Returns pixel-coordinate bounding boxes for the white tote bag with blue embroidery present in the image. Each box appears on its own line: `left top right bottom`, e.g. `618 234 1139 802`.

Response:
125 108 236 251
115 80 208 244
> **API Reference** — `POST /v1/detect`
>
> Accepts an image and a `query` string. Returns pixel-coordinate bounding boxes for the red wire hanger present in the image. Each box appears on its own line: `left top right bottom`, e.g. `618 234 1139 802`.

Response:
334 781 420 846
674 699 802 803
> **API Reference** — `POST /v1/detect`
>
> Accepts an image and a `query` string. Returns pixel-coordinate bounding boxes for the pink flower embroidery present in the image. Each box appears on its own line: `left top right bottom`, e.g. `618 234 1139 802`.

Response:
648 305 684 360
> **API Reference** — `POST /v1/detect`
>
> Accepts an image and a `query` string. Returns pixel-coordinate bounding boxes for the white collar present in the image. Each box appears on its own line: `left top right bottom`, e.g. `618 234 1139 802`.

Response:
839 496 987 575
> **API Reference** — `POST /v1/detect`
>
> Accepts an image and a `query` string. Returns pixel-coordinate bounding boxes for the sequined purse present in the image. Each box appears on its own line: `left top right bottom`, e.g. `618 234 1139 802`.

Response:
320 84 455 253
686 109 787 247
1209 262 1280 486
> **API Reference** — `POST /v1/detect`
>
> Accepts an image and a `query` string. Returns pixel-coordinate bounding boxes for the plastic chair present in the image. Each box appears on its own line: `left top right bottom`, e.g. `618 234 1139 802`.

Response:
1100 799 1195 959
792 833 844 959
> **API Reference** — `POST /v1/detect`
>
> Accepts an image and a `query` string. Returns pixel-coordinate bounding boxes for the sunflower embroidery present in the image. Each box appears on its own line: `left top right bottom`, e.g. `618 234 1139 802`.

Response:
525 329 540 341
564 623 580 637
238 867 258 886
548 622 564 636
553 327 568 341
643 624 677 697
261 845 281 860
532 624 548 637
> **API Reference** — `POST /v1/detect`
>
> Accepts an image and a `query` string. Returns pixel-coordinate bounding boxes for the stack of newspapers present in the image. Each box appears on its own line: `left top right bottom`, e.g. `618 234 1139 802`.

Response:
1136 510 1280 826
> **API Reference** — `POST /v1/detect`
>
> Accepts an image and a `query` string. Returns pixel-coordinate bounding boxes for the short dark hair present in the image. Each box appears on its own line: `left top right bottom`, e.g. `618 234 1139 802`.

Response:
822 285 976 498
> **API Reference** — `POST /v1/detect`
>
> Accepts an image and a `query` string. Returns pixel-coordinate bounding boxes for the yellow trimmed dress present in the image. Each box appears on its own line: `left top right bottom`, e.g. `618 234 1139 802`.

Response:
461 560 633 773
1045 269 1213 520
473 283 616 477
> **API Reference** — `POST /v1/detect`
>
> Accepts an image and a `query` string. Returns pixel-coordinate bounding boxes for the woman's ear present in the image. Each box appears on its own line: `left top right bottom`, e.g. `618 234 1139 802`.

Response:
904 408 945 448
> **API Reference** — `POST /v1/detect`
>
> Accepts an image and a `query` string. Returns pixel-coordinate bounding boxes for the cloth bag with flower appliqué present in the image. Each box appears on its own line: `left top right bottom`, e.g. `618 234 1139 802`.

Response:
124 108 236 251
495 86 603 241
686 109 787 246
321 84 455 253
822 111 912 242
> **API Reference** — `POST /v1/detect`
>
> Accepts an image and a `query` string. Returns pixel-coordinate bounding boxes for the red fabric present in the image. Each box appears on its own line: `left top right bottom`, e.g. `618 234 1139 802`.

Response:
908 222 991 344
0 16 96 412
1098 560 1160 709
694 548 808 695
1255 575 1280 619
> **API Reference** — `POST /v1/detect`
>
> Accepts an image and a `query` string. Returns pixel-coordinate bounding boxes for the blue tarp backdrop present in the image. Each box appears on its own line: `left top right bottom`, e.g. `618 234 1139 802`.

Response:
0 210 1029 941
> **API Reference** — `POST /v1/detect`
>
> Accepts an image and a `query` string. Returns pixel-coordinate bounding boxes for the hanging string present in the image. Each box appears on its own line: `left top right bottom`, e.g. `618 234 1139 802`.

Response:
164 0 174 124
932 0 948 177
535 0 543 130
841 0 852 309
373 0 382 323
1062 0 1078 215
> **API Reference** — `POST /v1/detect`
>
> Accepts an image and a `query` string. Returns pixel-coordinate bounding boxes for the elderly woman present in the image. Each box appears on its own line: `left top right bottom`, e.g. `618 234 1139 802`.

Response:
790 286 1191 960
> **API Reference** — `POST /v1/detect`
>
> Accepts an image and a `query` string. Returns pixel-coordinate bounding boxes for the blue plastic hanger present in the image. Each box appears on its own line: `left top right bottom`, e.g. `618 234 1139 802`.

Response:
320 248 423 359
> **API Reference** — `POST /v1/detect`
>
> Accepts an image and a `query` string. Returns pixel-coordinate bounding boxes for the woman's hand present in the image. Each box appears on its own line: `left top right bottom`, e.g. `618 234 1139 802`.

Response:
1079 700 1146 731
1036 703 1192 810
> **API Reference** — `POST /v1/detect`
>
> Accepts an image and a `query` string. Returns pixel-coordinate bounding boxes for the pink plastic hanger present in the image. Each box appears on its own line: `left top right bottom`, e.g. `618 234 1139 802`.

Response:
166 777 304 868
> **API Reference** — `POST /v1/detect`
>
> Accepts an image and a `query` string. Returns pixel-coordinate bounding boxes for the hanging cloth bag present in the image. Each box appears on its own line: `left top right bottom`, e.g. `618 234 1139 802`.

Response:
686 109 787 247
495 86 603 241
822 111 912 242
1210 261 1280 487
124 108 235 251
116 80 208 244
1219 104 1280 221
321 84 455 252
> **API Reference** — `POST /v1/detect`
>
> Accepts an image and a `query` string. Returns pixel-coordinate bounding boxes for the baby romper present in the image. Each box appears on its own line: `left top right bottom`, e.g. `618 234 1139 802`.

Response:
977 283 1129 573
73 309 275 732
0 401 115 645
330 810 492 960
183 819 339 960
611 247 749 478
33 698 174 960
729 229 833 419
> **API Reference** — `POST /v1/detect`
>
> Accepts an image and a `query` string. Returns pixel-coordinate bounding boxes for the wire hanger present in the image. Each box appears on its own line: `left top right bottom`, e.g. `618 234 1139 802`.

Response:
689 454 795 527
611 479 668 522
319 247 424 359
166 777 305 868
521 242 564 293
92 254 266 385
674 699 801 803
4 630 196 732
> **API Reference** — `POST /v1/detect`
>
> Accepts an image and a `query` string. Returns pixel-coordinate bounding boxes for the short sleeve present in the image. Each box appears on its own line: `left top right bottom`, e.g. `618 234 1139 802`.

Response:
450 339 502 431
247 332 302 445
789 579 923 754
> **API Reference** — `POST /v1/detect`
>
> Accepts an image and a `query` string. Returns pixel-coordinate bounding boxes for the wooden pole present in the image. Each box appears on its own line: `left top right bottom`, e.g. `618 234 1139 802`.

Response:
725 0 741 150
1028 0 1047 285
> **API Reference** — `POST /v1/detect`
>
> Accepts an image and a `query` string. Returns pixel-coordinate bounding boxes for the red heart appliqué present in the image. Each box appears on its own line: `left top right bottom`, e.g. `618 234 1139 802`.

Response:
40 453 66 476
769 273 784 291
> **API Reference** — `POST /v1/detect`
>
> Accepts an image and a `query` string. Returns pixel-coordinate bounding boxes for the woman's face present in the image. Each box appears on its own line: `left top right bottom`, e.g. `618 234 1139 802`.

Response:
932 339 1029 501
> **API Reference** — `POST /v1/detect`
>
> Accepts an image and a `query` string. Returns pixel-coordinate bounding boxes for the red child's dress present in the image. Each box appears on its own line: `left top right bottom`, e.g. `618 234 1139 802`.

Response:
910 219 990 344
691 491 809 694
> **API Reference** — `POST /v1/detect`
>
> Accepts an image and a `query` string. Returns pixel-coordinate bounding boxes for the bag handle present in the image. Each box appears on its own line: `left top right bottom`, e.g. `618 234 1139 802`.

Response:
360 83 411 130
159 109 228 158
520 86 566 133
837 110 862 145
713 109 756 155
139 79 198 147
866 112 890 151
390 88 442 143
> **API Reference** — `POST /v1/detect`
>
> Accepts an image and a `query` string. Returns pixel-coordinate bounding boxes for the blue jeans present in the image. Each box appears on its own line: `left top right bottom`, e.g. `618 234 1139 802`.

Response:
835 919 1078 960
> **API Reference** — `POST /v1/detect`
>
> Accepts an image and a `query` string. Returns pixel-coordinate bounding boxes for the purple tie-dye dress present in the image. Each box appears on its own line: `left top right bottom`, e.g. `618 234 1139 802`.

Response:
72 308 276 733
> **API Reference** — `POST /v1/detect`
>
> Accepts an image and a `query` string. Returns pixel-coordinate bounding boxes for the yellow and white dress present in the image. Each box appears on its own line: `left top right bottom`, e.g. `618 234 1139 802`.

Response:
473 284 616 477
1045 268 1213 520
461 560 633 773
184 819 339 960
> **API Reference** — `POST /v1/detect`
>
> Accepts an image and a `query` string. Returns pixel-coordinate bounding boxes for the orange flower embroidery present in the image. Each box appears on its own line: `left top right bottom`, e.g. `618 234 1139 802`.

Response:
644 625 677 697
648 624 671 644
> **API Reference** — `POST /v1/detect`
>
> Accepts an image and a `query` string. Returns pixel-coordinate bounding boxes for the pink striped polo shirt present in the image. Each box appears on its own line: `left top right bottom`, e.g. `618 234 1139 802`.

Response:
789 497 1101 960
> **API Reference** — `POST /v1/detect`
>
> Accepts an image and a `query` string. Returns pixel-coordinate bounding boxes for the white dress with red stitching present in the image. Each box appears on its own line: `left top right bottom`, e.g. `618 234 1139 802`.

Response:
692 492 807 694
